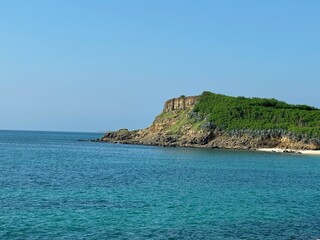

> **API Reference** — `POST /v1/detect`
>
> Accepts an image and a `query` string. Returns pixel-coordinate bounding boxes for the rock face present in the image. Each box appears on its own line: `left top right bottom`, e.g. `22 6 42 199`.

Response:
164 96 198 112
96 95 320 150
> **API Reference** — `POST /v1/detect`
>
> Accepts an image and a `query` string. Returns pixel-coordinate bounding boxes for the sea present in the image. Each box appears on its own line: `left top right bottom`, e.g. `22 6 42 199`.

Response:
0 130 319 239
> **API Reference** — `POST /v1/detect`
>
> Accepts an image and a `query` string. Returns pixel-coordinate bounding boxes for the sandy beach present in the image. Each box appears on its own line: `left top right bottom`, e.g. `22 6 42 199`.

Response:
258 148 320 155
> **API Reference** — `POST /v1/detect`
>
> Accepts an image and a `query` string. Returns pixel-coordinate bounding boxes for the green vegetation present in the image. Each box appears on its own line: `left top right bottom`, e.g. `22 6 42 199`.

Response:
157 110 191 135
193 91 320 138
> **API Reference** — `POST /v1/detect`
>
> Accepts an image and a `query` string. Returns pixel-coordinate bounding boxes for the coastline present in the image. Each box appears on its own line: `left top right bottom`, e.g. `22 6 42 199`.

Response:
257 148 320 155
90 138 320 156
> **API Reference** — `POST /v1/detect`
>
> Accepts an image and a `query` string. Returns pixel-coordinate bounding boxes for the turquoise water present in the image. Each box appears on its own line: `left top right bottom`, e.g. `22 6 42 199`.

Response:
0 131 319 239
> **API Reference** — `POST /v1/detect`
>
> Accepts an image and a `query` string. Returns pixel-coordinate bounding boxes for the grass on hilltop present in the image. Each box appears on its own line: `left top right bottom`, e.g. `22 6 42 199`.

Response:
192 91 320 139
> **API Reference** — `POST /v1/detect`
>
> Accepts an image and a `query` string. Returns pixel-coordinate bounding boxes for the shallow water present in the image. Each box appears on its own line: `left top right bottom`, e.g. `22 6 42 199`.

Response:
0 130 319 239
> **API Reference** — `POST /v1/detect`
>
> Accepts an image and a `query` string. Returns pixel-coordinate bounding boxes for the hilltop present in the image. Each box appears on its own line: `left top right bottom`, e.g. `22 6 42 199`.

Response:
96 91 320 151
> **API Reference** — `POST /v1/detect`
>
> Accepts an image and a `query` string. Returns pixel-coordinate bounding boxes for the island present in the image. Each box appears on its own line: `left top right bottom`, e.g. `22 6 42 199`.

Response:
95 91 320 154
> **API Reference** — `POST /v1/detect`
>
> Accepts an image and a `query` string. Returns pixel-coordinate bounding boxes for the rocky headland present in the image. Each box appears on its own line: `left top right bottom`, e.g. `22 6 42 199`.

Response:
94 92 320 152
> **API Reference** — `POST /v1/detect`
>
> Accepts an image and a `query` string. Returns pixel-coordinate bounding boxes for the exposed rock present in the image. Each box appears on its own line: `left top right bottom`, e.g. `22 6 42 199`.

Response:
164 96 198 112
96 95 319 151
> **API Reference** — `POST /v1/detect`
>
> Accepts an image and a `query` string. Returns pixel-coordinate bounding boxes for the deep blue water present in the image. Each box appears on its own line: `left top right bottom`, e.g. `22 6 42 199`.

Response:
0 130 319 239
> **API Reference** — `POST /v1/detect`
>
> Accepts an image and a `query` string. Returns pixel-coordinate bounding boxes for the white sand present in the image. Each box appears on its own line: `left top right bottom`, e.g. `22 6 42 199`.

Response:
257 148 320 156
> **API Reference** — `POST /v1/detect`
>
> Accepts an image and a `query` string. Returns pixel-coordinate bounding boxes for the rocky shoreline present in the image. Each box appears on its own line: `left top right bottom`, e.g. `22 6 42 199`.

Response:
92 95 320 153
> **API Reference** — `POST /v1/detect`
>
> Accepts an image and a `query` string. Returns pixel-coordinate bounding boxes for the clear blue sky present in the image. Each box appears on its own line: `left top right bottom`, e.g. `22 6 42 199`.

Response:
1 1 319 132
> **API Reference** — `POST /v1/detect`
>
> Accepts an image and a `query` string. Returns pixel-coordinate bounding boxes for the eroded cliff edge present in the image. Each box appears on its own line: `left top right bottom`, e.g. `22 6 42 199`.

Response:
95 93 320 150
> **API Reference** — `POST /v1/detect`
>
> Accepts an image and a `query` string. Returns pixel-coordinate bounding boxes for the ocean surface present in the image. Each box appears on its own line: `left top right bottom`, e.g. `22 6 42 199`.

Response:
0 130 319 239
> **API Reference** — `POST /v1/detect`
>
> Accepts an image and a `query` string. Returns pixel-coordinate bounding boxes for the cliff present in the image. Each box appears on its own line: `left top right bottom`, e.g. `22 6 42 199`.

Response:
96 92 320 151
163 96 198 112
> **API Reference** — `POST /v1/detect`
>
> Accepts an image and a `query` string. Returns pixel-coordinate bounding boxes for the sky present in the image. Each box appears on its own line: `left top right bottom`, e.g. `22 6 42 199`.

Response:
0 1 319 132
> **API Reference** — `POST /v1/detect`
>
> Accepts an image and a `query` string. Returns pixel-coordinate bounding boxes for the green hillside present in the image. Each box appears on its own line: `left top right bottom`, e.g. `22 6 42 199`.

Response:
193 91 320 138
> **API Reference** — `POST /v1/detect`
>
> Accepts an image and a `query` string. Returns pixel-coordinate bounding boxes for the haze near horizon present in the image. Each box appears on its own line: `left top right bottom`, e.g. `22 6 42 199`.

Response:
1 1 319 132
